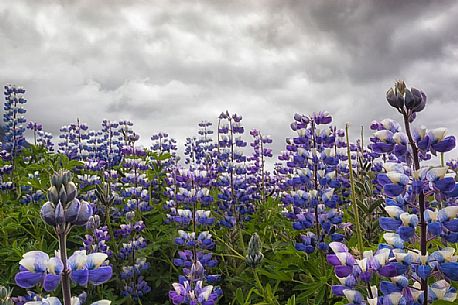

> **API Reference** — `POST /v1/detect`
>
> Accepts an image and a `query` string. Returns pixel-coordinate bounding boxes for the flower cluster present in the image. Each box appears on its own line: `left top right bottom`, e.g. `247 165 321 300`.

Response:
15 250 111 291
216 111 255 228
12 169 112 305
1 85 28 191
329 81 458 305
58 120 89 161
281 112 351 254
41 170 93 228
27 121 54 151
115 134 151 301
2 85 27 158
83 215 112 257
167 122 222 304
247 129 273 204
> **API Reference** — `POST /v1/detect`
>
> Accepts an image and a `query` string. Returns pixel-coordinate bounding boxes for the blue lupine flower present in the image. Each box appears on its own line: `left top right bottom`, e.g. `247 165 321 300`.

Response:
23 298 111 305
379 206 418 241
342 289 364 304
425 167 456 193
430 280 457 302
326 242 356 278
377 171 409 198
15 251 63 292
428 128 456 154
169 280 219 305
67 251 112 286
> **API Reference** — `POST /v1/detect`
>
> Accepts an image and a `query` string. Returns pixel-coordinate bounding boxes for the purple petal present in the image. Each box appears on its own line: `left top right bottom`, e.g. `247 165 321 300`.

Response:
443 219 458 232
377 174 391 186
43 274 61 291
334 265 353 277
71 269 89 286
433 136 455 153
428 222 442 236
89 266 112 285
372 143 394 154
416 265 432 280
379 264 397 277
380 281 402 295
169 291 185 305
446 183 458 197
398 226 415 241
434 177 456 193
15 271 43 288
439 262 458 281
326 254 341 266
331 285 346 296
379 217 402 231
383 184 405 197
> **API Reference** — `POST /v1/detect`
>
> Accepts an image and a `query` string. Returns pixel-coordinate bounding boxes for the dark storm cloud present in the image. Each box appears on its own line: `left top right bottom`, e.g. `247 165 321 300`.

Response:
1 0 458 163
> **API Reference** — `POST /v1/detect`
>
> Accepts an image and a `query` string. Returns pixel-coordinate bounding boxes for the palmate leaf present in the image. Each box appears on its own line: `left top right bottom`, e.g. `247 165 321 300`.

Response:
286 295 296 305
257 268 293 281
235 288 244 305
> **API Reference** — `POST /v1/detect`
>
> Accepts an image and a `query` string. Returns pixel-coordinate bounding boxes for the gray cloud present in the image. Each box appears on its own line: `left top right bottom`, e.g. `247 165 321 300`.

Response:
1 0 458 163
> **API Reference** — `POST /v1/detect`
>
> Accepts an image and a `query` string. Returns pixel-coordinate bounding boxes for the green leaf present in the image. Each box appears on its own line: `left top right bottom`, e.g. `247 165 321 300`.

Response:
235 288 244 305
257 269 292 281
286 295 296 305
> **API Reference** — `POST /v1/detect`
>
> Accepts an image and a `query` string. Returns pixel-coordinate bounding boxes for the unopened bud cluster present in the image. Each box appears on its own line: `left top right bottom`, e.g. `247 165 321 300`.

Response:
386 80 426 122
246 233 264 268
0 286 13 305
41 170 93 228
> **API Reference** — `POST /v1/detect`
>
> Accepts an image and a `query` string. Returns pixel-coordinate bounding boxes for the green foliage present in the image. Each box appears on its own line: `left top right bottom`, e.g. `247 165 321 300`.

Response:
346 155 384 248
0 146 345 304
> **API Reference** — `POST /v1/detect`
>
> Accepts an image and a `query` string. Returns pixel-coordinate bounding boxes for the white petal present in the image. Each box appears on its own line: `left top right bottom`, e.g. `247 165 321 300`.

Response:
87 253 108 268
90 301 111 305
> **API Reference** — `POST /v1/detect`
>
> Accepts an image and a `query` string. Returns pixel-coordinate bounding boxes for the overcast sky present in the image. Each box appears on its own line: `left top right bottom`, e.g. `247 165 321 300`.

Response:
1 0 458 161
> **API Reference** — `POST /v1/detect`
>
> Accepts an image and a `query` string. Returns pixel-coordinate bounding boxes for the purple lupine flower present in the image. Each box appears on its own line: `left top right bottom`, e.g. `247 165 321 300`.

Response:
67 250 112 286
14 251 63 292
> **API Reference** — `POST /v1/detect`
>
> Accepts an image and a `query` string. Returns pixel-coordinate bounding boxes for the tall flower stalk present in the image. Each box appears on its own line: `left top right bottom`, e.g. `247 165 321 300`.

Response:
328 81 458 305
15 170 112 305
345 123 364 254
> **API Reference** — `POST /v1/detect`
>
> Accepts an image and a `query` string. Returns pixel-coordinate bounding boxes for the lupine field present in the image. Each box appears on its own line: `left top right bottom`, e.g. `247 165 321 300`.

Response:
0 80 458 305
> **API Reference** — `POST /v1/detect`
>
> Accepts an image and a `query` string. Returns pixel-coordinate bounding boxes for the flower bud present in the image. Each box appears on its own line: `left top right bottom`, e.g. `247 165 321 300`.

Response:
51 173 63 190
126 211 135 222
404 89 414 108
41 201 56 226
93 215 101 228
87 215 101 230
62 171 73 185
405 88 426 114
65 182 78 202
78 292 87 305
246 233 264 268
386 87 404 109
47 186 59 204
65 199 81 223
0 285 10 299
59 187 68 205
189 261 205 280
410 88 426 113
74 201 93 226
55 202 65 225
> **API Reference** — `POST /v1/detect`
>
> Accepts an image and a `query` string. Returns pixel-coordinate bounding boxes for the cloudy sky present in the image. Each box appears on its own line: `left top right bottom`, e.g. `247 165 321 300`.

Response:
1 0 458 160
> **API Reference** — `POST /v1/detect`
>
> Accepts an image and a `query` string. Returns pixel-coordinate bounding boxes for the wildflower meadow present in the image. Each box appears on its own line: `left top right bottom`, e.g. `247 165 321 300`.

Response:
1 80 458 305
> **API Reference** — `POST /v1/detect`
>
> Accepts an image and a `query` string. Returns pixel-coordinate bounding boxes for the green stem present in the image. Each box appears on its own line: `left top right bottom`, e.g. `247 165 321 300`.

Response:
345 124 364 254
401 111 428 305
58 230 72 305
